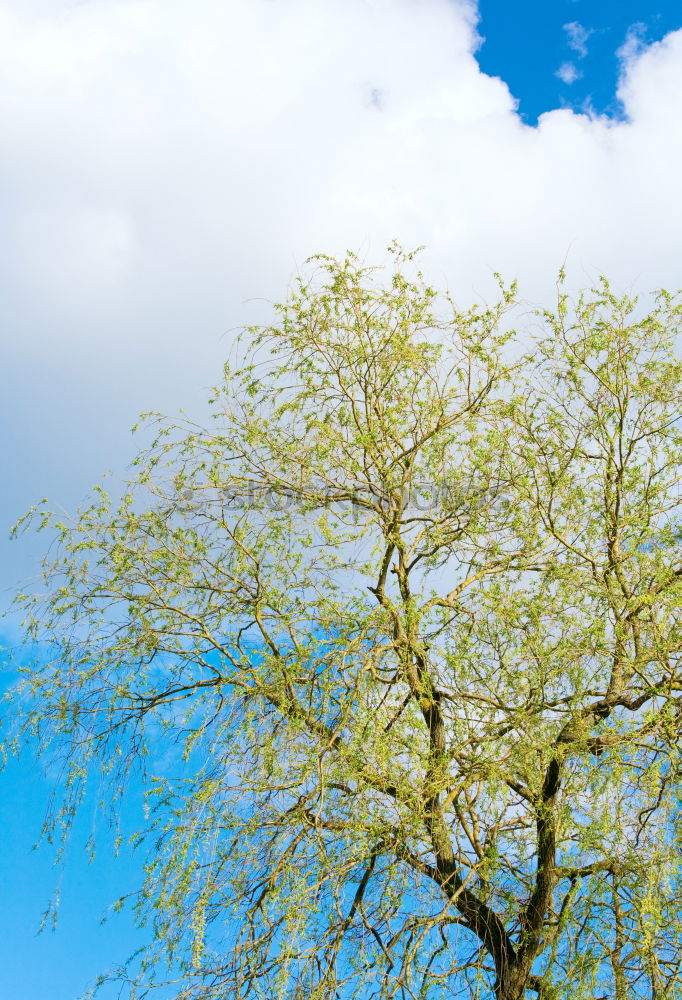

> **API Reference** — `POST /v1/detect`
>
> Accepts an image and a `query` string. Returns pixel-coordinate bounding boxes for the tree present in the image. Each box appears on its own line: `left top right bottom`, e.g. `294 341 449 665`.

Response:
9 248 682 1000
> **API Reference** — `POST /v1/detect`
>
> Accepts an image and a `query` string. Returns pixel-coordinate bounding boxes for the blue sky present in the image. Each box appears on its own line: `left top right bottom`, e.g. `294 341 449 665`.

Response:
0 751 143 999
2 0 682 997
477 0 682 122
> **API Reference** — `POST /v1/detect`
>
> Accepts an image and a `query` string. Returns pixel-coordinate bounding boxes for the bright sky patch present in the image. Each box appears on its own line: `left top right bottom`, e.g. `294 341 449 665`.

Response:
476 0 682 121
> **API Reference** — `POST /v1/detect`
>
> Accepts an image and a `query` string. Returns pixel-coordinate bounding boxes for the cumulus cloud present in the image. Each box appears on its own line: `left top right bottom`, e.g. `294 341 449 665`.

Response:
2 0 682 595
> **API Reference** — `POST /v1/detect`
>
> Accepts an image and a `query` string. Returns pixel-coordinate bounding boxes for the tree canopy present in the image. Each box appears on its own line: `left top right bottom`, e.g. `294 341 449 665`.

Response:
8 248 682 1000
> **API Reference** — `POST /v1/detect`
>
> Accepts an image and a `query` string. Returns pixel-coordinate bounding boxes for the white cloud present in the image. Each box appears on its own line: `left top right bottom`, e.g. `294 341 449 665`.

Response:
556 61 582 85
563 20 592 59
617 22 649 70
2 0 682 594
15 202 138 304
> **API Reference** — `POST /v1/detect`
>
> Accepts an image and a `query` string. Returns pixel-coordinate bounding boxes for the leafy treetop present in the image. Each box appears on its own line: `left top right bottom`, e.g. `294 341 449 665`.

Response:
8 247 682 1000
